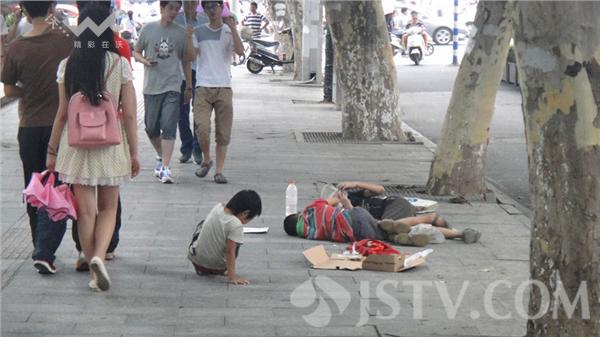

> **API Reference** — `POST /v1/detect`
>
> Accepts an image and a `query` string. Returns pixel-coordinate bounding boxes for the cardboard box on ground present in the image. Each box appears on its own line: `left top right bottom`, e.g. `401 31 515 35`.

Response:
303 245 430 272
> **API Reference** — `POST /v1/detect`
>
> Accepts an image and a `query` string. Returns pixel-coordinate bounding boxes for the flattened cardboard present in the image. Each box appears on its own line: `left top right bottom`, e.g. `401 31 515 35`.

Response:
363 254 426 272
303 245 363 271
303 245 427 273
363 254 405 272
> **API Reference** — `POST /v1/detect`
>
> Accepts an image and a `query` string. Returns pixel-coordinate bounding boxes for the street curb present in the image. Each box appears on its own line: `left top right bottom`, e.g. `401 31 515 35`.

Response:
0 96 17 107
401 121 532 222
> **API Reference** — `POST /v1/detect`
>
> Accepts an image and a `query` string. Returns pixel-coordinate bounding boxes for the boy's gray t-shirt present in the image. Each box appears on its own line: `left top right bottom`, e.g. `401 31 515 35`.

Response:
136 21 186 95
188 203 244 270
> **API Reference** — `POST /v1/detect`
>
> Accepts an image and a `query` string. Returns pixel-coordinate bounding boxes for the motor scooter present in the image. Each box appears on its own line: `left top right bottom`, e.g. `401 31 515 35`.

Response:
390 30 434 59
406 26 427 65
246 28 294 74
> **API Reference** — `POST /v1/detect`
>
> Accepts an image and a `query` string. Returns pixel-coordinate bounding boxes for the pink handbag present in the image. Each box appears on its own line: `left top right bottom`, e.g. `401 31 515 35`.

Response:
23 171 77 221
67 58 121 149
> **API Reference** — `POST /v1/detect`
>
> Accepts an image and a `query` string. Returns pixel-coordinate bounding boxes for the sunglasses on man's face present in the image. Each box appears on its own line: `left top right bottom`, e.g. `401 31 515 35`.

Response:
204 2 222 10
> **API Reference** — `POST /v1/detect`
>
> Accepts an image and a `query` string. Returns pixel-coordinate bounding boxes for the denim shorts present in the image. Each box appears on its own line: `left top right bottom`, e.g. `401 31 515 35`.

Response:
144 91 180 140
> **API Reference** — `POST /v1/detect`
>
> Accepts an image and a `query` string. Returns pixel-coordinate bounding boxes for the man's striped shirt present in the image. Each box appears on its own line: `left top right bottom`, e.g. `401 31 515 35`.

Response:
243 13 266 38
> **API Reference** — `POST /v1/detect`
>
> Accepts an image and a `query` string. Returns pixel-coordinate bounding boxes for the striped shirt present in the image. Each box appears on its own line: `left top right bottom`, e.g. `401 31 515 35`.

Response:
298 199 356 243
242 13 266 38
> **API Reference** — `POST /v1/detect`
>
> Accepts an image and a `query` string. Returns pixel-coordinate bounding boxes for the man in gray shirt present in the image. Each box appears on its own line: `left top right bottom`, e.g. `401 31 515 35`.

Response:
134 0 195 184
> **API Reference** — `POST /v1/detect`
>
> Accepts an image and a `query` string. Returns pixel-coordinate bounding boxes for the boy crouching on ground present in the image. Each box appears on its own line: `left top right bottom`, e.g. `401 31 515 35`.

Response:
188 190 262 285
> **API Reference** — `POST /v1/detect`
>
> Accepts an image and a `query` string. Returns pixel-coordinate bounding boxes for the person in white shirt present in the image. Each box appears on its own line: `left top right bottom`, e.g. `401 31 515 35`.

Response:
120 10 139 40
190 0 244 184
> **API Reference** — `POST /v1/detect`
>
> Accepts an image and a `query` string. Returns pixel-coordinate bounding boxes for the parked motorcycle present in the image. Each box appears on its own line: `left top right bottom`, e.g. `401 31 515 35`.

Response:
246 28 294 74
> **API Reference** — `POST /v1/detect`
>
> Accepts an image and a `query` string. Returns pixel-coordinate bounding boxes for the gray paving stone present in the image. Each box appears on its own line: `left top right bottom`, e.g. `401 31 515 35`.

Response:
275 325 379 337
72 322 176 335
175 325 275 337
1 322 76 334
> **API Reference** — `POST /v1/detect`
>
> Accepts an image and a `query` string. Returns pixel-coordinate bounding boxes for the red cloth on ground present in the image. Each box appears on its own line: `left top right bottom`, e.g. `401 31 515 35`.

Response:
347 239 400 256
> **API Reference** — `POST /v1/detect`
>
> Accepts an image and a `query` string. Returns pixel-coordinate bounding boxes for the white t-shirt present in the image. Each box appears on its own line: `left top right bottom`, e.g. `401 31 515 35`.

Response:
188 203 243 270
192 23 233 87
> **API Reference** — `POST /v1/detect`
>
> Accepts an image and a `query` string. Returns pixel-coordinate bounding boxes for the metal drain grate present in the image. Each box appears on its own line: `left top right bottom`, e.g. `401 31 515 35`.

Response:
299 131 421 144
303 131 347 143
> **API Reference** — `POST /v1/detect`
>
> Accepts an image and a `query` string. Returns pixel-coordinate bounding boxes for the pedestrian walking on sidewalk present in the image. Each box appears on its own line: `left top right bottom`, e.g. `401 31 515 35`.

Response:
46 4 140 291
69 0 133 272
192 0 245 184
133 0 195 184
1 1 73 275
174 1 207 165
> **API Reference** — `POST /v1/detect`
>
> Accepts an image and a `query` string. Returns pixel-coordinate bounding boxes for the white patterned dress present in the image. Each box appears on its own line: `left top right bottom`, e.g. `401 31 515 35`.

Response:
55 52 134 186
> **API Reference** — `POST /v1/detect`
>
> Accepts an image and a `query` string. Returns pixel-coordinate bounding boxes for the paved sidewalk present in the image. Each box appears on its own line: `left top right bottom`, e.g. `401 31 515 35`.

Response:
1 63 531 337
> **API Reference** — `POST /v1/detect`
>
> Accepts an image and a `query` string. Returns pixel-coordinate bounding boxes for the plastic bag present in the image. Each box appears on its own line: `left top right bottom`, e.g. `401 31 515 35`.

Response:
408 224 445 244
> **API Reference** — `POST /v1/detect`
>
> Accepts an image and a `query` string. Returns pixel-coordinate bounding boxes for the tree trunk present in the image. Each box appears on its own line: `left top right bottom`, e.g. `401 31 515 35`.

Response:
323 24 334 103
512 2 600 336
266 0 294 73
286 0 303 80
325 0 404 141
427 0 514 196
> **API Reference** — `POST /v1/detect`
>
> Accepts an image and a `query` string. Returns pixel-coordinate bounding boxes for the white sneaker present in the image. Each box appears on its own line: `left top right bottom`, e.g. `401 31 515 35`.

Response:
159 166 174 184
153 157 162 177
90 256 110 291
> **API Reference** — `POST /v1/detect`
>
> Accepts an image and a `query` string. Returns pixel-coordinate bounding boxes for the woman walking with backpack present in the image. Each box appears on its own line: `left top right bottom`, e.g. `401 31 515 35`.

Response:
46 4 140 291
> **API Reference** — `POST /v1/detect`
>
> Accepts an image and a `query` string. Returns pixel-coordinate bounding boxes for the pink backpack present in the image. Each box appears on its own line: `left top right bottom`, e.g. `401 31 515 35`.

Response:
67 58 121 149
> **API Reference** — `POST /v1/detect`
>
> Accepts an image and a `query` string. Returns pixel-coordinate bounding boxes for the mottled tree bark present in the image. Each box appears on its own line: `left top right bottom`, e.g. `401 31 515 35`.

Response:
285 0 303 79
427 1 514 196
266 0 294 73
512 2 600 336
325 0 404 141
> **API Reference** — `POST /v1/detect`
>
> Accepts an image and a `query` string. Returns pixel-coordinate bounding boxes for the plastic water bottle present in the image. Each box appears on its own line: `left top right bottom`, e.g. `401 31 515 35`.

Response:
285 180 298 216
